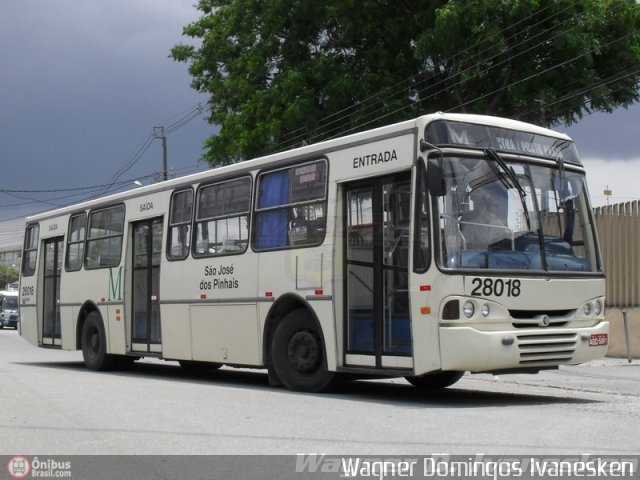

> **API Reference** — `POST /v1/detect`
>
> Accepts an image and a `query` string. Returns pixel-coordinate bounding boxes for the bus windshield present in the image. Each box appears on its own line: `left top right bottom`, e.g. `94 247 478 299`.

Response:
436 153 600 273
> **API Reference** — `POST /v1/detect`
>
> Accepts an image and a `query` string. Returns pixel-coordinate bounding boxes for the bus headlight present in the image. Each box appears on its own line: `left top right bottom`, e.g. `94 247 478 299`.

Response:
583 303 592 316
463 301 475 318
594 300 603 316
481 304 490 317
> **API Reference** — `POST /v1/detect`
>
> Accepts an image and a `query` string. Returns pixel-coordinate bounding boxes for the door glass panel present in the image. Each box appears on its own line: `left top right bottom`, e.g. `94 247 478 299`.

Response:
134 224 149 268
152 220 163 267
132 267 148 342
383 268 410 354
347 264 374 353
382 180 411 268
347 187 373 264
150 266 161 344
382 179 411 355
150 220 162 343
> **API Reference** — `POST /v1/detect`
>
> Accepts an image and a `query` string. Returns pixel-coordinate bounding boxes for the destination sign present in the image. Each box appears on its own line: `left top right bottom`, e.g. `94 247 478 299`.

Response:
425 120 581 164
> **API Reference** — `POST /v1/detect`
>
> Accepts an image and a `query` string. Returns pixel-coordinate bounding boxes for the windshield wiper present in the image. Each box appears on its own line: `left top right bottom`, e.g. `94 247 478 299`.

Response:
485 148 531 229
485 148 525 196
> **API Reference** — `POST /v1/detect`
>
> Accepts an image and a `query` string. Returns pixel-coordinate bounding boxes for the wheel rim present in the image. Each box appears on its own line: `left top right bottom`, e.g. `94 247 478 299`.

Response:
287 330 321 373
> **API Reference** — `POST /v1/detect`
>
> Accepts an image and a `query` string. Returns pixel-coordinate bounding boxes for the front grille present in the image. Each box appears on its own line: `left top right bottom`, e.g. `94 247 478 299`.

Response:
510 309 573 319
509 309 574 329
516 333 577 365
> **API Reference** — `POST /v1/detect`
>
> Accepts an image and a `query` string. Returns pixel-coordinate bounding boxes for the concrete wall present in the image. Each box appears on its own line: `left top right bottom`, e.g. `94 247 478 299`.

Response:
592 202 640 358
604 308 640 358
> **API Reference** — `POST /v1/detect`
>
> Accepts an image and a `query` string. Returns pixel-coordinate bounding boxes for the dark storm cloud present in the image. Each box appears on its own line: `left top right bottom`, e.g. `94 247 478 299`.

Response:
0 0 212 228
563 103 640 161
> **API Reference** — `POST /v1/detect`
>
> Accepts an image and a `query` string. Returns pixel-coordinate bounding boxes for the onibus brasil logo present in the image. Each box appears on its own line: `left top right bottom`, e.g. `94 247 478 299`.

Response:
7 456 30 479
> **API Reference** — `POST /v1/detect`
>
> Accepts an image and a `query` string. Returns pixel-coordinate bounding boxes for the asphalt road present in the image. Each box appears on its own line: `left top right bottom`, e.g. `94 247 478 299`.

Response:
1 328 639 455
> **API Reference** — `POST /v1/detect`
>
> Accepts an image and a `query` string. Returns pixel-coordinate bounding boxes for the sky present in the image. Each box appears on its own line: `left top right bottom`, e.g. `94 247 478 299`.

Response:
1 1 639 247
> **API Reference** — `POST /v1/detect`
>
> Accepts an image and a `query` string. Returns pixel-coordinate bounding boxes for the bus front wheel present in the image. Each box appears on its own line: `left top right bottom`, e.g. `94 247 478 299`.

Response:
270 309 336 393
405 371 464 389
81 312 117 371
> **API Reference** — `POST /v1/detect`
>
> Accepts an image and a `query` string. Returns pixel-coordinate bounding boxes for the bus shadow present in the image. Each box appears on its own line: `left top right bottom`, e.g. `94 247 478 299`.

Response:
16 360 602 408
329 379 601 408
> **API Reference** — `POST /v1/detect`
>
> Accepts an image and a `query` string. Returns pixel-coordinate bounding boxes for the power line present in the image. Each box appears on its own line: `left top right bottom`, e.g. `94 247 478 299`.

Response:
87 102 210 198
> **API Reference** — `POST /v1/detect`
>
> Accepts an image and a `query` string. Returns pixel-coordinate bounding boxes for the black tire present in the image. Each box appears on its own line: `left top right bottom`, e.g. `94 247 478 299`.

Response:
271 309 336 393
81 312 117 371
179 360 222 371
405 371 464 389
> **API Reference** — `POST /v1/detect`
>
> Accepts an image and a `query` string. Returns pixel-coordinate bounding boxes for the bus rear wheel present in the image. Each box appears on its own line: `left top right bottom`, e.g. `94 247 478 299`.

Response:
271 309 336 393
81 312 117 371
405 371 464 389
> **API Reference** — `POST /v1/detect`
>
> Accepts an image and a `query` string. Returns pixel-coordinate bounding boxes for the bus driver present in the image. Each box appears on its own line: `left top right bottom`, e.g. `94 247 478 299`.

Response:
460 186 509 250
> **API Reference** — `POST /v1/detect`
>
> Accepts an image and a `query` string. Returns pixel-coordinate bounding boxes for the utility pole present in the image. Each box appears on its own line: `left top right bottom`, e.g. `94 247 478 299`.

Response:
153 126 168 181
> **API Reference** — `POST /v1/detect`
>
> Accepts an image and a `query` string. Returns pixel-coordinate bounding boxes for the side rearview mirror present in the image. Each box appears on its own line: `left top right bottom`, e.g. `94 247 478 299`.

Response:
426 157 446 197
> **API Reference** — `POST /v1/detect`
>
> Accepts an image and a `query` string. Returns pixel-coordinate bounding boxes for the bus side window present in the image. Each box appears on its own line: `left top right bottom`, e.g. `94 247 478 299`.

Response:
22 223 40 277
167 189 193 260
254 159 327 250
85 205 125 269
66 212 87 271
194 177 251 257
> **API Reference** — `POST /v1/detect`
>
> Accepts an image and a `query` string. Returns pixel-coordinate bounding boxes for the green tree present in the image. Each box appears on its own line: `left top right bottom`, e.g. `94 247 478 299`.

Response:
0 265 18 289
172 0 640 166
415 0 640 126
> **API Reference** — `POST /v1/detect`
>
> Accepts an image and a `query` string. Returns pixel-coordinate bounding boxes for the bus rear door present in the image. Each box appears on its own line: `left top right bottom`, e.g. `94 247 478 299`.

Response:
130 217 163 353
42 237 63 347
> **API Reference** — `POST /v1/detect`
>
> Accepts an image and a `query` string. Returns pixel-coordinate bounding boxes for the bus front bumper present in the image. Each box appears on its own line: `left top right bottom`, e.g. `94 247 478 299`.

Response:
438 321 610 373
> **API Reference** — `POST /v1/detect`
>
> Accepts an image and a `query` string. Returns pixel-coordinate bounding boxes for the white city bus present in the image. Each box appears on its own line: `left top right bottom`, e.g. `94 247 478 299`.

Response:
19 113 609 392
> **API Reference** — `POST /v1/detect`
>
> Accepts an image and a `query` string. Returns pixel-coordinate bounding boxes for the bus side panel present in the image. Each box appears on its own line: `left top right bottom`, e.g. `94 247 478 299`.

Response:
411 274 467 375
190 304 260 364
309 299 338 372
106 304 126 355
60 305 79 350
161 304 192 360
19 305 38 347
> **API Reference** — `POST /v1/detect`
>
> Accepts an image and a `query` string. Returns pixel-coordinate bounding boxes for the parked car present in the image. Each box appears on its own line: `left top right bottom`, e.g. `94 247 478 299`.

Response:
0 291 19 329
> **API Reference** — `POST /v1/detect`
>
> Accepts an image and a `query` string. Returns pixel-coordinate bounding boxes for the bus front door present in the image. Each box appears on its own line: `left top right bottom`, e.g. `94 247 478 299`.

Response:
42 237 63 347
131 218 163 353
344 174 413 369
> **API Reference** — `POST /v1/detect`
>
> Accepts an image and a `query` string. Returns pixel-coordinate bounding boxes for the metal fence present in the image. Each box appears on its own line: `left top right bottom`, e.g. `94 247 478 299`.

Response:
593 201 640 308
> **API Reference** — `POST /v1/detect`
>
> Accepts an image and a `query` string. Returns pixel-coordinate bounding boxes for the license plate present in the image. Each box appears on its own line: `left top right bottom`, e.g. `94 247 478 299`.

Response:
589 333 608 347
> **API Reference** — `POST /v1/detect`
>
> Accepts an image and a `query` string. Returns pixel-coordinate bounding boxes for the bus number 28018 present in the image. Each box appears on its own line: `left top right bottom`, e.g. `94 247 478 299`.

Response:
470 278 521 297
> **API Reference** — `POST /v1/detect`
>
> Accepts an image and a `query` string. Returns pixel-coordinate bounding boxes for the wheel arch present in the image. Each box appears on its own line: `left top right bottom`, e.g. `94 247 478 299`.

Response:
262 293 327 369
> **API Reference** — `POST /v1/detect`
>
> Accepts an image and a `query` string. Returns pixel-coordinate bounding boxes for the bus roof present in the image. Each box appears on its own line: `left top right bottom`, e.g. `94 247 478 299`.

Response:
24 113 573 224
